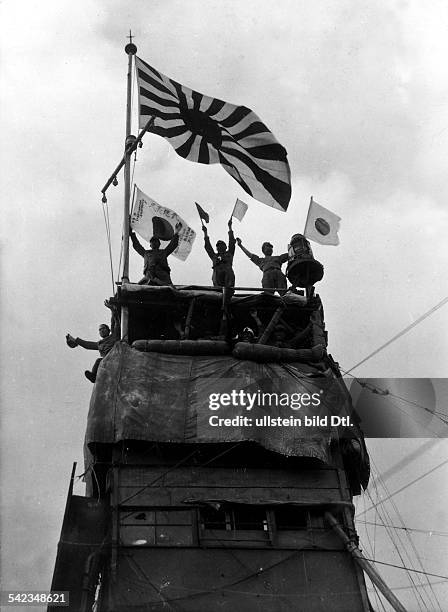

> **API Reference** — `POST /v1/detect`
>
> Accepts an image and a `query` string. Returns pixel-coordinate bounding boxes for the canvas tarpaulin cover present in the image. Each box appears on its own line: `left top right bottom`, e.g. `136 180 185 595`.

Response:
85 342 358 463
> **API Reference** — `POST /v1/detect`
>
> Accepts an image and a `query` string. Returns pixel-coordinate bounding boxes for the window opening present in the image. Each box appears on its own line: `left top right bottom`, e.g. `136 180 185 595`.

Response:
274 506 308 530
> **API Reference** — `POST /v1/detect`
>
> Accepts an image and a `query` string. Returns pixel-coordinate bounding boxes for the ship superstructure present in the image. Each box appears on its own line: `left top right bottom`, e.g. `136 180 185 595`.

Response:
47 38 411 612
50 283 374 611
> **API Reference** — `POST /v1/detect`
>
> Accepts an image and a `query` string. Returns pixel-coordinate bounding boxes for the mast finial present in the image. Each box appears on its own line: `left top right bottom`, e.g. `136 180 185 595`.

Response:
125 29 137 55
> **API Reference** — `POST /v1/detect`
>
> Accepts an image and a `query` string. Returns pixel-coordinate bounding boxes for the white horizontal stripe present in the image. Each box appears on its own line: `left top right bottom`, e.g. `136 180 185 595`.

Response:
221 137 290 181
139 88 178 105
139 95 179 115
219 109 263 137
136 58 179 100
219 149 283 210
211 101 240 122
162 128 195 150
138 77 179 103
158 118 186 129
232 131 279 148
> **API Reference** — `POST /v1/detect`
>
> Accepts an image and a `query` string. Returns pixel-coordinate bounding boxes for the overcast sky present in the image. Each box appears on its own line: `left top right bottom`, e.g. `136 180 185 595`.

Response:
1 1 447 610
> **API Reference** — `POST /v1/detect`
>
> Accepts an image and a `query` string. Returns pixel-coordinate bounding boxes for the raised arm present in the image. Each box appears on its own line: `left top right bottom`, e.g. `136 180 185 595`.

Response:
165 233 179 256
227 219 236 255
105 299 121 339
130 229 145 257
164 222 182 256
202 225 215 260
236 238 261 266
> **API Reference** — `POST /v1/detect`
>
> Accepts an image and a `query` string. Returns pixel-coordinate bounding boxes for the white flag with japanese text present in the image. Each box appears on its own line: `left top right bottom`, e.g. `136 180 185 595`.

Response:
131 186 196 260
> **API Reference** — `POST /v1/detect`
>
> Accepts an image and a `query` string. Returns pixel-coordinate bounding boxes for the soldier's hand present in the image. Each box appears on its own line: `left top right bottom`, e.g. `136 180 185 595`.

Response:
228 218 233 228
104 299 116 311
66 333 77 348
236 237 242 246
201 224 207 234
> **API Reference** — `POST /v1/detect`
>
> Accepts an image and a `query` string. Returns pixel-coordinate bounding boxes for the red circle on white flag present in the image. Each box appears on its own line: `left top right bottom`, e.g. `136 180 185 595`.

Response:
315 217 330 235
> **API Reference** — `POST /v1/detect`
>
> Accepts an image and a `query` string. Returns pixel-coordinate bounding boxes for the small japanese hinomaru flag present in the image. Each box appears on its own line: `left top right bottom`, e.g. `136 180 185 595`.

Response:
131 186 196 260
231 198 248 222
304 198 341 246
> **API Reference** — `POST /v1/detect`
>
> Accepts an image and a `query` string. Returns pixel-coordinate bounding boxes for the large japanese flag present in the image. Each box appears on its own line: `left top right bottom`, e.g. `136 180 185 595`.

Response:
136 56 291 212
131 186 196 261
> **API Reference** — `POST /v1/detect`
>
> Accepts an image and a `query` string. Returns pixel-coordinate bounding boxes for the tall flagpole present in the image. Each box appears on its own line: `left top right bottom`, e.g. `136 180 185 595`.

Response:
122 34 137 283
303 195 313 234
121 34 137 340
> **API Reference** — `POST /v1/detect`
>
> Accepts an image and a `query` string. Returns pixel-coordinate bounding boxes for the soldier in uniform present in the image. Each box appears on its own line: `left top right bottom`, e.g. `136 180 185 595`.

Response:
236 238 288 295
66 300 119 383
202 218 236 288
130 222 182 285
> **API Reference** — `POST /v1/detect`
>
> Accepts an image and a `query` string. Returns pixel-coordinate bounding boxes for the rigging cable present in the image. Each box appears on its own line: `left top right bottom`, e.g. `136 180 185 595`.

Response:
101 198 115 293
357 458 448 518
340 368 448 429
370 580 388 612
358 495 383 611
380 389 448 422
199 441 243 466
120 442 243 522
369 459 443 611
119 448 199 507
359 460 442 610
362 559 448 581
118 548 369 604
364 466 427 610
116 230 123 285
358 521 448 537
368 440 442 489
369 580 448 593
358 467 445 610
125 553 176 611
344 295 448 374
363 478 426 610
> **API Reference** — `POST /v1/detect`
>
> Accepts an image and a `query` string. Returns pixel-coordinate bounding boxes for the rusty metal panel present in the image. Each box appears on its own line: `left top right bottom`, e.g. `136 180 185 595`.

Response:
118 465 341 488
49 496 109 612
117 485 346 506
101 548 368 611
